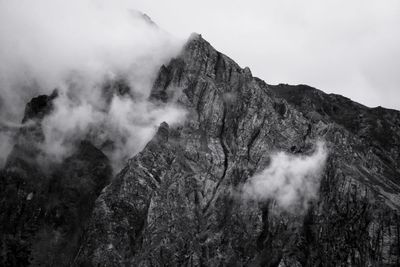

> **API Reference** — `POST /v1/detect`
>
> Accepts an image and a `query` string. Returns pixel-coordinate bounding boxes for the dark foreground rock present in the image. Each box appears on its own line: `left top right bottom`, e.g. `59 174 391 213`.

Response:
0 93 112 266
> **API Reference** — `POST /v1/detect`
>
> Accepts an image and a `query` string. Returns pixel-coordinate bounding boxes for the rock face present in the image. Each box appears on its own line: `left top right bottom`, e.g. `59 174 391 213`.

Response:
1 34 400 266
76 35 400 266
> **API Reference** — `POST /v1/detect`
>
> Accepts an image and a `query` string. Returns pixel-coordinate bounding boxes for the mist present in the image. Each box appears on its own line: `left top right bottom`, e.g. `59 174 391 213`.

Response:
241 141 328 213
0 0 186 169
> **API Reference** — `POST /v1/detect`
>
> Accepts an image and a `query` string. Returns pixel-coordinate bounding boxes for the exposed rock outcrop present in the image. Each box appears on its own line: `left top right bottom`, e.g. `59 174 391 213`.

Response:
1 34 400 266
78 35 400 266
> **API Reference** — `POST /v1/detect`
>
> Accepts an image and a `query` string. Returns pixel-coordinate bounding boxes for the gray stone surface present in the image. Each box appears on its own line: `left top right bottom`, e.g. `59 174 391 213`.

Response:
1 34 399 266
78 35 400 266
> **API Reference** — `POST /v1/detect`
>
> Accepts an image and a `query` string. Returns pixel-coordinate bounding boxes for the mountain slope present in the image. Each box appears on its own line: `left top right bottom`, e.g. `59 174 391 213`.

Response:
270 83 400 171
0 92 112 266
76 35 400 266
1 34 399 266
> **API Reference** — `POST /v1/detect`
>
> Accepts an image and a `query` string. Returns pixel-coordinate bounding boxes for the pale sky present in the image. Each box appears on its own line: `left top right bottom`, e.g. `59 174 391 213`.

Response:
128 0 400 110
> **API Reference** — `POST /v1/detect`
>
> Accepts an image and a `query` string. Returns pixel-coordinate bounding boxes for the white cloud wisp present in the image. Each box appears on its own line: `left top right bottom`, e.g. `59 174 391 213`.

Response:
241 141 328 212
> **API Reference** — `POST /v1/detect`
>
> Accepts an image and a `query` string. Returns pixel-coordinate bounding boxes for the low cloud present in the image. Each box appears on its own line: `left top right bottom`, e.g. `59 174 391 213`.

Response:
0 131 13 168
40 92 186 171
240 141 328 212
0 0 186 169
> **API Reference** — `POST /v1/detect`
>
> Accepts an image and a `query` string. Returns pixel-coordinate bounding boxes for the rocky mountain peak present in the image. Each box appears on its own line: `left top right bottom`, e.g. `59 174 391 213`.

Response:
22 89 58 123
1 34 400 266
73 35 400 266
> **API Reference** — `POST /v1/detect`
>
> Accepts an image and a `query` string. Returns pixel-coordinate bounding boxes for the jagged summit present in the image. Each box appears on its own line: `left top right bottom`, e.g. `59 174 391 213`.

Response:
1 34 400 266
22 89 58 123
78 35 400 266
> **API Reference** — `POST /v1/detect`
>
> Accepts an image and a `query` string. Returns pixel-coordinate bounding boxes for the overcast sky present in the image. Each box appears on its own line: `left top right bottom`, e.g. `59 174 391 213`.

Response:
128 0 400 110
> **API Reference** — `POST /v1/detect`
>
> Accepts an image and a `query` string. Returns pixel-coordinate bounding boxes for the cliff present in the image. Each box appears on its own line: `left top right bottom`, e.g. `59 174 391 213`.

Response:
1 34 400 266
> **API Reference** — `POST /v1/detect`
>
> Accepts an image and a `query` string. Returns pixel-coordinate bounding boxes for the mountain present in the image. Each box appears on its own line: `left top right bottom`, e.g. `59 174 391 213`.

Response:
1 34 400 266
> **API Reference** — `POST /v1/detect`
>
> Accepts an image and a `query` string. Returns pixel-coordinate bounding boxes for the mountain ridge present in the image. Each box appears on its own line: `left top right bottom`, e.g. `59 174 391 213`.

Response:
1 34 399 266
77 35 400 266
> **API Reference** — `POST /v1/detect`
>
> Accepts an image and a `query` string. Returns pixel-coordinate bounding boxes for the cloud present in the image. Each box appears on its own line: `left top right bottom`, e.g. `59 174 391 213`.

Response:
0 0 181 116
0 0 185 169
240 141 328 213
0 131 14 168
39 91 186 170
